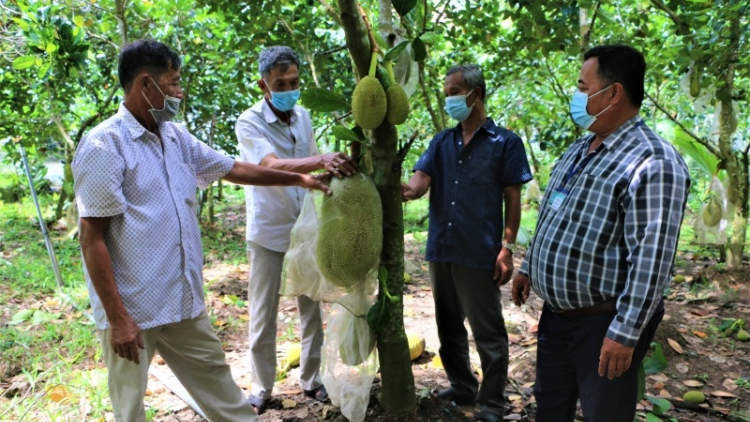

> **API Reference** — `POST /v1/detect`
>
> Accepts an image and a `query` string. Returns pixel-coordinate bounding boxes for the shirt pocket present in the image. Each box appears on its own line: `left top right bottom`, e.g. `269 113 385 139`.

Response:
566 173 608 223
174 163 198 208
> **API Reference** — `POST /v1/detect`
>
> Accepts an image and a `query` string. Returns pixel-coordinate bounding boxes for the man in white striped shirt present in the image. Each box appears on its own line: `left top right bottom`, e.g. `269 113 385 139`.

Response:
511 45 690 422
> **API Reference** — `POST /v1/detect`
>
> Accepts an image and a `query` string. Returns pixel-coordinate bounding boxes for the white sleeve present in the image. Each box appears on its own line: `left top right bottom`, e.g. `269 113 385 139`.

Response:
235 112 277 164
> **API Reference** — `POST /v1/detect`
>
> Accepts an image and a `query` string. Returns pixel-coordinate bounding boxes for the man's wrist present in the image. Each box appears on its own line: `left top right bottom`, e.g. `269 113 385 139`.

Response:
502 242 518 255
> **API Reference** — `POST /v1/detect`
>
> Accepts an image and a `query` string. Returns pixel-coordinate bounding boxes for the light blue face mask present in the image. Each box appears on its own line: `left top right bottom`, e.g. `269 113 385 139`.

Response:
570 85 612 129
142 76 181 123
270 89 300 112
444 87 477 122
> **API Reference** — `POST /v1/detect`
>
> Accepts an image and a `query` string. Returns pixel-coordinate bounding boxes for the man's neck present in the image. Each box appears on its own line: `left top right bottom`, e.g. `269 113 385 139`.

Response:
460 109 487 143
591 108 639 149
123 98 159 134
265 97 292 125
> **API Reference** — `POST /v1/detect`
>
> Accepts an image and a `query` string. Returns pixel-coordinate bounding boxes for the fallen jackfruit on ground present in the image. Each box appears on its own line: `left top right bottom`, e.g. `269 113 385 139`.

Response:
407 333 425 361
683 391 706 404
352 52 387 130
316 172 383 289
702 195 722 227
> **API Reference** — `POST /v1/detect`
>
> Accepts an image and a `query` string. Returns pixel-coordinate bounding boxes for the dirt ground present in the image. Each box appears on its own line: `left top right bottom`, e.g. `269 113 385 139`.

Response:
146 205 750 422
4 203 750 422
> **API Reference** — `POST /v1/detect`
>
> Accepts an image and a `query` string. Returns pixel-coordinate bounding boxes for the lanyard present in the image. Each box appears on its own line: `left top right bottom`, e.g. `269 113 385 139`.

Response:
561 142 600 188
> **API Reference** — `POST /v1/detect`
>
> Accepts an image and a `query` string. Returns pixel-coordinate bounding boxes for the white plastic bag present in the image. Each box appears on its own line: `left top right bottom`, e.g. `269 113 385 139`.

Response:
321 287 378 422
693 177 728 245
281 191 344 302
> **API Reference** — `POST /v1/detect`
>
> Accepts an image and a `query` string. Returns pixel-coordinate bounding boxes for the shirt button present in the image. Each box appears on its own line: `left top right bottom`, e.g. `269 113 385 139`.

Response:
451 201 455 205
459 160 463 164
454 180 458 184
448 222 452 226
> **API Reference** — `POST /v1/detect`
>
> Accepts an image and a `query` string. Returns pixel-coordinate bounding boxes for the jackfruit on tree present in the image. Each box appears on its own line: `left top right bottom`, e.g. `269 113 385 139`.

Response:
702 195 722 227
689 67 701 98
338 323 376 366
316 172 383 289
352 52 387 130
385 61 410 125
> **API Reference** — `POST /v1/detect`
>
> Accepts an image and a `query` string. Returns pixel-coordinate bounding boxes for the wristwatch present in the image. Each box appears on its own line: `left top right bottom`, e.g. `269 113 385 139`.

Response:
502 242 518 255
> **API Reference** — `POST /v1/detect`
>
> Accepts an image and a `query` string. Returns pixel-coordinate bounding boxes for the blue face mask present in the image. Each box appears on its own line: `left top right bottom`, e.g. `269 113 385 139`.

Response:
570 85 612 129
270 89 300 112
444 87 477 122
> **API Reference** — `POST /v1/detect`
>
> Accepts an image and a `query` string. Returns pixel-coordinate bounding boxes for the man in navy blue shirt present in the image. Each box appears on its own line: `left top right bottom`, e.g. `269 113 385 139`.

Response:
402 64 533 422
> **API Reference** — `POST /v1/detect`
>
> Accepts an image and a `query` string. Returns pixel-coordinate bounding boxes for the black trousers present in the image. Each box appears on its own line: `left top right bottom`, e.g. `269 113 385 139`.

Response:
430 262 509 417
534 300 664 422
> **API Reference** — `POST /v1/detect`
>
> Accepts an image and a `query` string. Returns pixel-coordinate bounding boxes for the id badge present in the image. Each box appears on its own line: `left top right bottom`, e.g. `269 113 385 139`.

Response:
548 188 568 211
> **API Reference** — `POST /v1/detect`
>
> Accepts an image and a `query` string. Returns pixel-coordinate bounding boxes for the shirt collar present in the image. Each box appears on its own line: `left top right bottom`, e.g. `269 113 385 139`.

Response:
453 117 497 136
260 98 299 125
117 103 177 143
597 115 644 151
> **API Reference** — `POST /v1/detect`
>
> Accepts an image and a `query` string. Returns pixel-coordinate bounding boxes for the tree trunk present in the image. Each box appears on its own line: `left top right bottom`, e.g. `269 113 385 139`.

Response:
717 16 745 267
337 0 416 413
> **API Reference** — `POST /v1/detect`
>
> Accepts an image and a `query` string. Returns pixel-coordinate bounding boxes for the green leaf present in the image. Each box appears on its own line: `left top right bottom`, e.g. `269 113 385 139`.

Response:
366 298 390 332
37 61 51 79
378 266 388 283
645 413 661 422
656 120 718 177
637 364 646 400
73 15 84 27
720 318 737 331
391 0 417 16
647 395 672 415
384 41 409 62
643 343 668 374
12 55 37 70
331 125 360 142
31 310 61 325
418 31 438 44
9 309 35 325
300 88 349 112
412 37 426 62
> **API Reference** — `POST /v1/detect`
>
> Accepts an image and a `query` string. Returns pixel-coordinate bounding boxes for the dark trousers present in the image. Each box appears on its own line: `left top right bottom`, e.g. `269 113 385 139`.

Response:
430 262 509 417
534 300 664 422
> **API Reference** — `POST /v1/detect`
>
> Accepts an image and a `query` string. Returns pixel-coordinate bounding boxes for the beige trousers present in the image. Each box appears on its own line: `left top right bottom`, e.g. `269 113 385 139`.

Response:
99 312 258 422
247 241 324 399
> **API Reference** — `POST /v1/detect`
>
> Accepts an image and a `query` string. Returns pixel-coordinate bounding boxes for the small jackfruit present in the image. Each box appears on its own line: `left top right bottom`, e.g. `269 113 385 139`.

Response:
672 275 686 283
316 173 383 289
737 330 749 341
386 83 410 125
339 324 376 366
352 76 387 130
689 69 701 97
682 391 705 404
702 196 722 227
407 333 425 361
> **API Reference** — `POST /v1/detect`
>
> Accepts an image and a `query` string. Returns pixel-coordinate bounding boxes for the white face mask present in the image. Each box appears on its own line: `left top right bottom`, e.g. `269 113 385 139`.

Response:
142 76 181 123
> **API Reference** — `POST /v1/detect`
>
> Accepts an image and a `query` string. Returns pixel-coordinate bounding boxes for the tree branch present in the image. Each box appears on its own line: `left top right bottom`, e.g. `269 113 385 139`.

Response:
317 0 343 27
649 0 690 35
645 91 721 157
396 130 418 165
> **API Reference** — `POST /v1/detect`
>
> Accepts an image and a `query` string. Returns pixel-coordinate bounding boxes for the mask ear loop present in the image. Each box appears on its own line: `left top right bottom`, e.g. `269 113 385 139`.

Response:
466 87 479 109
142 75 167 110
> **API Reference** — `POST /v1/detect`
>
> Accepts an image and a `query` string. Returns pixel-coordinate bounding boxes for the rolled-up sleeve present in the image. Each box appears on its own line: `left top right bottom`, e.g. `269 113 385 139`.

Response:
607 158 689 347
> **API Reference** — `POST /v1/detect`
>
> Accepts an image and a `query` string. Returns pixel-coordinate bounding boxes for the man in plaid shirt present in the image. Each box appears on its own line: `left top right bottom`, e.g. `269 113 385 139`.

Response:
511 45 690 422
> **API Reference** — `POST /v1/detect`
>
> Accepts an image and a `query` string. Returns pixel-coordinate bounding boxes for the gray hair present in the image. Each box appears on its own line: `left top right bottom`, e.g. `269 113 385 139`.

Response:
258 46 300 78
446 64 487 100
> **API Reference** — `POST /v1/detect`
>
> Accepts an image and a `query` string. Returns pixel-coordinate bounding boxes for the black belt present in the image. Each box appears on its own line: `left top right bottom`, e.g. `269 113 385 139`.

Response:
548 298 617 318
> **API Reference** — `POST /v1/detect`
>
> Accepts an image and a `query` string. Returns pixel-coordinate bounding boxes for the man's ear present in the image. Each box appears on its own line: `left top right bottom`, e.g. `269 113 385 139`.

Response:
611 82 626 105
258 78 268 92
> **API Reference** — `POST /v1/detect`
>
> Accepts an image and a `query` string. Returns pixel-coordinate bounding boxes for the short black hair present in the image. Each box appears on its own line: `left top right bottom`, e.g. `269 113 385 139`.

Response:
446 64 487 100
118 40 181 93
583 45 645 107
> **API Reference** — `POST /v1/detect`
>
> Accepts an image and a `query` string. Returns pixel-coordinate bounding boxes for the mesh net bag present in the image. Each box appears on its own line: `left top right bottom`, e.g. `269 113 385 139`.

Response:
693 177 728 245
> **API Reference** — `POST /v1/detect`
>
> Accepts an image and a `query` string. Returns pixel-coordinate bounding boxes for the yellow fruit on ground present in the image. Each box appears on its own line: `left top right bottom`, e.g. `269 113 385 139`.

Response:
352 76 387 130
282 343 302 371
737 330 749 341
702 196 722 227
672 275 686 283
385 83 410 125
682 391 705 404
407 333 425 361
316 173 383 289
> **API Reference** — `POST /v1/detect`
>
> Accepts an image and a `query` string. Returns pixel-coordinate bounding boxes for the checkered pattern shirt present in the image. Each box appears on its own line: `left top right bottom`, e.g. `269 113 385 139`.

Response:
519 116 690 347
74 104 234 330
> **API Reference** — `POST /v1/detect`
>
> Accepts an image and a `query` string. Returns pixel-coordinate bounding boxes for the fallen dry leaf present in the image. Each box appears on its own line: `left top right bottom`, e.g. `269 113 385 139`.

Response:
668 338 684 354
683 380 704 388
659 389 672 398
652 381 665 389
693 330 708 338
710 390 738 398
282 399 297 409
507 394 522 402
722 379 739 391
